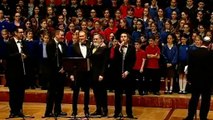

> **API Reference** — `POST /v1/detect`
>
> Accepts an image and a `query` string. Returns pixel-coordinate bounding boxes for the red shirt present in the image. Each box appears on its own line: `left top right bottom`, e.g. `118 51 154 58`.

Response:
65 31 73 43
104 27 118 41
133 49 146 70
86 0 97 6
134 7 144 18
145 45 160 69
119 4 130 18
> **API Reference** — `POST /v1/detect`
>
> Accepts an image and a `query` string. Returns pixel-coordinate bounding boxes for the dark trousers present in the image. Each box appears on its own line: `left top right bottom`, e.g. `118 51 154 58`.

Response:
45 72 65 114
114 79 133 116
92 80 108 113
39 59 50 89
8 82 25 114
132 70 146 93
187 86 211 119
72 84 90 113
145 68 161 93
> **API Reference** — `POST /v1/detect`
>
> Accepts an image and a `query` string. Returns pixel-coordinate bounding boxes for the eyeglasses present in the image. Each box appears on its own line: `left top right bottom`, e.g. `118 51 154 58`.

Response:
15 16 20 17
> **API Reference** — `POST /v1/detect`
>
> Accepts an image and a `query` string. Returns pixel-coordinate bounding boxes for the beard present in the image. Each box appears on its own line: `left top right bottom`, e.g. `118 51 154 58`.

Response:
93 42 100 47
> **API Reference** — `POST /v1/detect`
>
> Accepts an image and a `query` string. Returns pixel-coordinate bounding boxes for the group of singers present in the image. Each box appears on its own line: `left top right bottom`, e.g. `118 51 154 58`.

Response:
3 26 139 119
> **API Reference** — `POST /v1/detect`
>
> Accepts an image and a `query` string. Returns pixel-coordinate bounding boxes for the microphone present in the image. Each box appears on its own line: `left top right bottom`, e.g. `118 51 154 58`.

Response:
20 41 26 75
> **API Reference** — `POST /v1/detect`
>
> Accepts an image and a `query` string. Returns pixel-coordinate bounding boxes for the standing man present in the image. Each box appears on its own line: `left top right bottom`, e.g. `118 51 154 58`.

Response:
184 36 213 120
5 27 28 118
90 33 108 117
113 32 136 118
44 30 67 117
69 31 91 117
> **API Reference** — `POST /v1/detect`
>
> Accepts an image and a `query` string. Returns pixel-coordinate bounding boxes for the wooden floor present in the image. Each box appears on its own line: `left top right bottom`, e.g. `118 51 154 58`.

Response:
1 102 213 120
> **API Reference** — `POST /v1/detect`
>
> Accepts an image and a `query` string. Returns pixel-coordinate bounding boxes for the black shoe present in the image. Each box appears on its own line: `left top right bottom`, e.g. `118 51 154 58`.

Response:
44 113 54 117
183 116 193 120
154 92 160 95
127 114 134 118
55 112 67 117
102 112 108 117
113 113 123 118
71 111 77 116
18 112 25 117
91 111 102 116
84 111 90 117
9 113 19 118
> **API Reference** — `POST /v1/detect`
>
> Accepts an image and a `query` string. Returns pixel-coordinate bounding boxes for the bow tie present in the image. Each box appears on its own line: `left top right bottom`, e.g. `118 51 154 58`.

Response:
17 40 21 43
122 45 128 48
58 42 63 45
80 43 86 46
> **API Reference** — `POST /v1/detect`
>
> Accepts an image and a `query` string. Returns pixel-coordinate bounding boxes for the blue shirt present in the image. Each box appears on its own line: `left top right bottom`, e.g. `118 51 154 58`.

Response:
178 44 189 62
162 44 178 65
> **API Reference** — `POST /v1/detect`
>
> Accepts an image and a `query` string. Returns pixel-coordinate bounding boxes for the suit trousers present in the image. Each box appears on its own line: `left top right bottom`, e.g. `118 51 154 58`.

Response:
8 81 25 114
187 85 212 119
92 80 108 113
114 78 133 116
45 72 65 114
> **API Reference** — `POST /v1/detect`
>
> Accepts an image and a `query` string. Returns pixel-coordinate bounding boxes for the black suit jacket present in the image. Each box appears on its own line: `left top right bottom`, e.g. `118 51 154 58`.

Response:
112 45 136 81
70 42 91 85
90 45 108 81
188 47 213 89
5 38 28 86
71 42 91 58
46 39 67 72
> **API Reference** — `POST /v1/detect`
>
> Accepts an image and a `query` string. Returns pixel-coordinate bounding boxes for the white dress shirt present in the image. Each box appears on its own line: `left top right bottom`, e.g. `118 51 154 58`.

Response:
79 43 87 58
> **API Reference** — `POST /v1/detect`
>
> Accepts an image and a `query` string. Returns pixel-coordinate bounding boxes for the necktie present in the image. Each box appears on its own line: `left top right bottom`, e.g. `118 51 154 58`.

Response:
92 47 97 54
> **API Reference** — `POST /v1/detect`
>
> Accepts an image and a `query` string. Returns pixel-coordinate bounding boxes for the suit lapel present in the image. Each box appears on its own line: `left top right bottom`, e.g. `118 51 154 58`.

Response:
11 38 19 52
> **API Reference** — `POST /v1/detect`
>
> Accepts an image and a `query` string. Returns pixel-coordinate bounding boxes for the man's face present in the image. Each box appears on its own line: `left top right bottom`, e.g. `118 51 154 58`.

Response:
1 31 9 39
120 33 129 45
15 28 24 40
56 31 64 42
93 34 102 47
79 31 87 43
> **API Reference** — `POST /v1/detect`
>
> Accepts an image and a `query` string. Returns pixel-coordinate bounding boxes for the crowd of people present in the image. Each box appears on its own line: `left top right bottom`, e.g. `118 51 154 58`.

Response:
0 0 213 119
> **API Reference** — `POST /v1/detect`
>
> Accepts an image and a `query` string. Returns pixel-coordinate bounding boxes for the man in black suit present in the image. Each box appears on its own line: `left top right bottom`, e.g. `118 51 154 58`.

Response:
184 36 213 120
69 31 91 117
5 27 28 118
44 30 67 117
113 32 136 118
90 33 108 117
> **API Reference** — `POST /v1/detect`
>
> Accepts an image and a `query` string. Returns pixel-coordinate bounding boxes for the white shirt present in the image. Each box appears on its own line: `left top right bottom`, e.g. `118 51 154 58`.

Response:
122 45 128 60
54 39 63 53
79 43 87 58
42 43 47 58
14 37 22 53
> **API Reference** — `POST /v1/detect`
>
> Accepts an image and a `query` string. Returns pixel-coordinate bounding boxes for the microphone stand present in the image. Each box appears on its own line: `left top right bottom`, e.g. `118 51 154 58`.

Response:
20 43 26 75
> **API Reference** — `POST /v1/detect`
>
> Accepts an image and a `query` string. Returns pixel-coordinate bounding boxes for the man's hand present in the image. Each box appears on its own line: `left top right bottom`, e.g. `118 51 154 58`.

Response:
122 71 129 79
70 75 74 81
59 67 65 73
98 75 103 81
21 53 27 59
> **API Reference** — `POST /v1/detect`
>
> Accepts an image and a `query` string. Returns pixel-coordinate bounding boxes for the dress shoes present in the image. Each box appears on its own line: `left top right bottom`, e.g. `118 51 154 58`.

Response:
44 113 54 117
183 116 193 120
154 92 160 95
71 111 77 116
91 111 102 116
9 113 19 118
84 111 90 117
127 114 134 118
18 112 25 117
101 112 108 117
113 113 123 118
55 111 67 117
